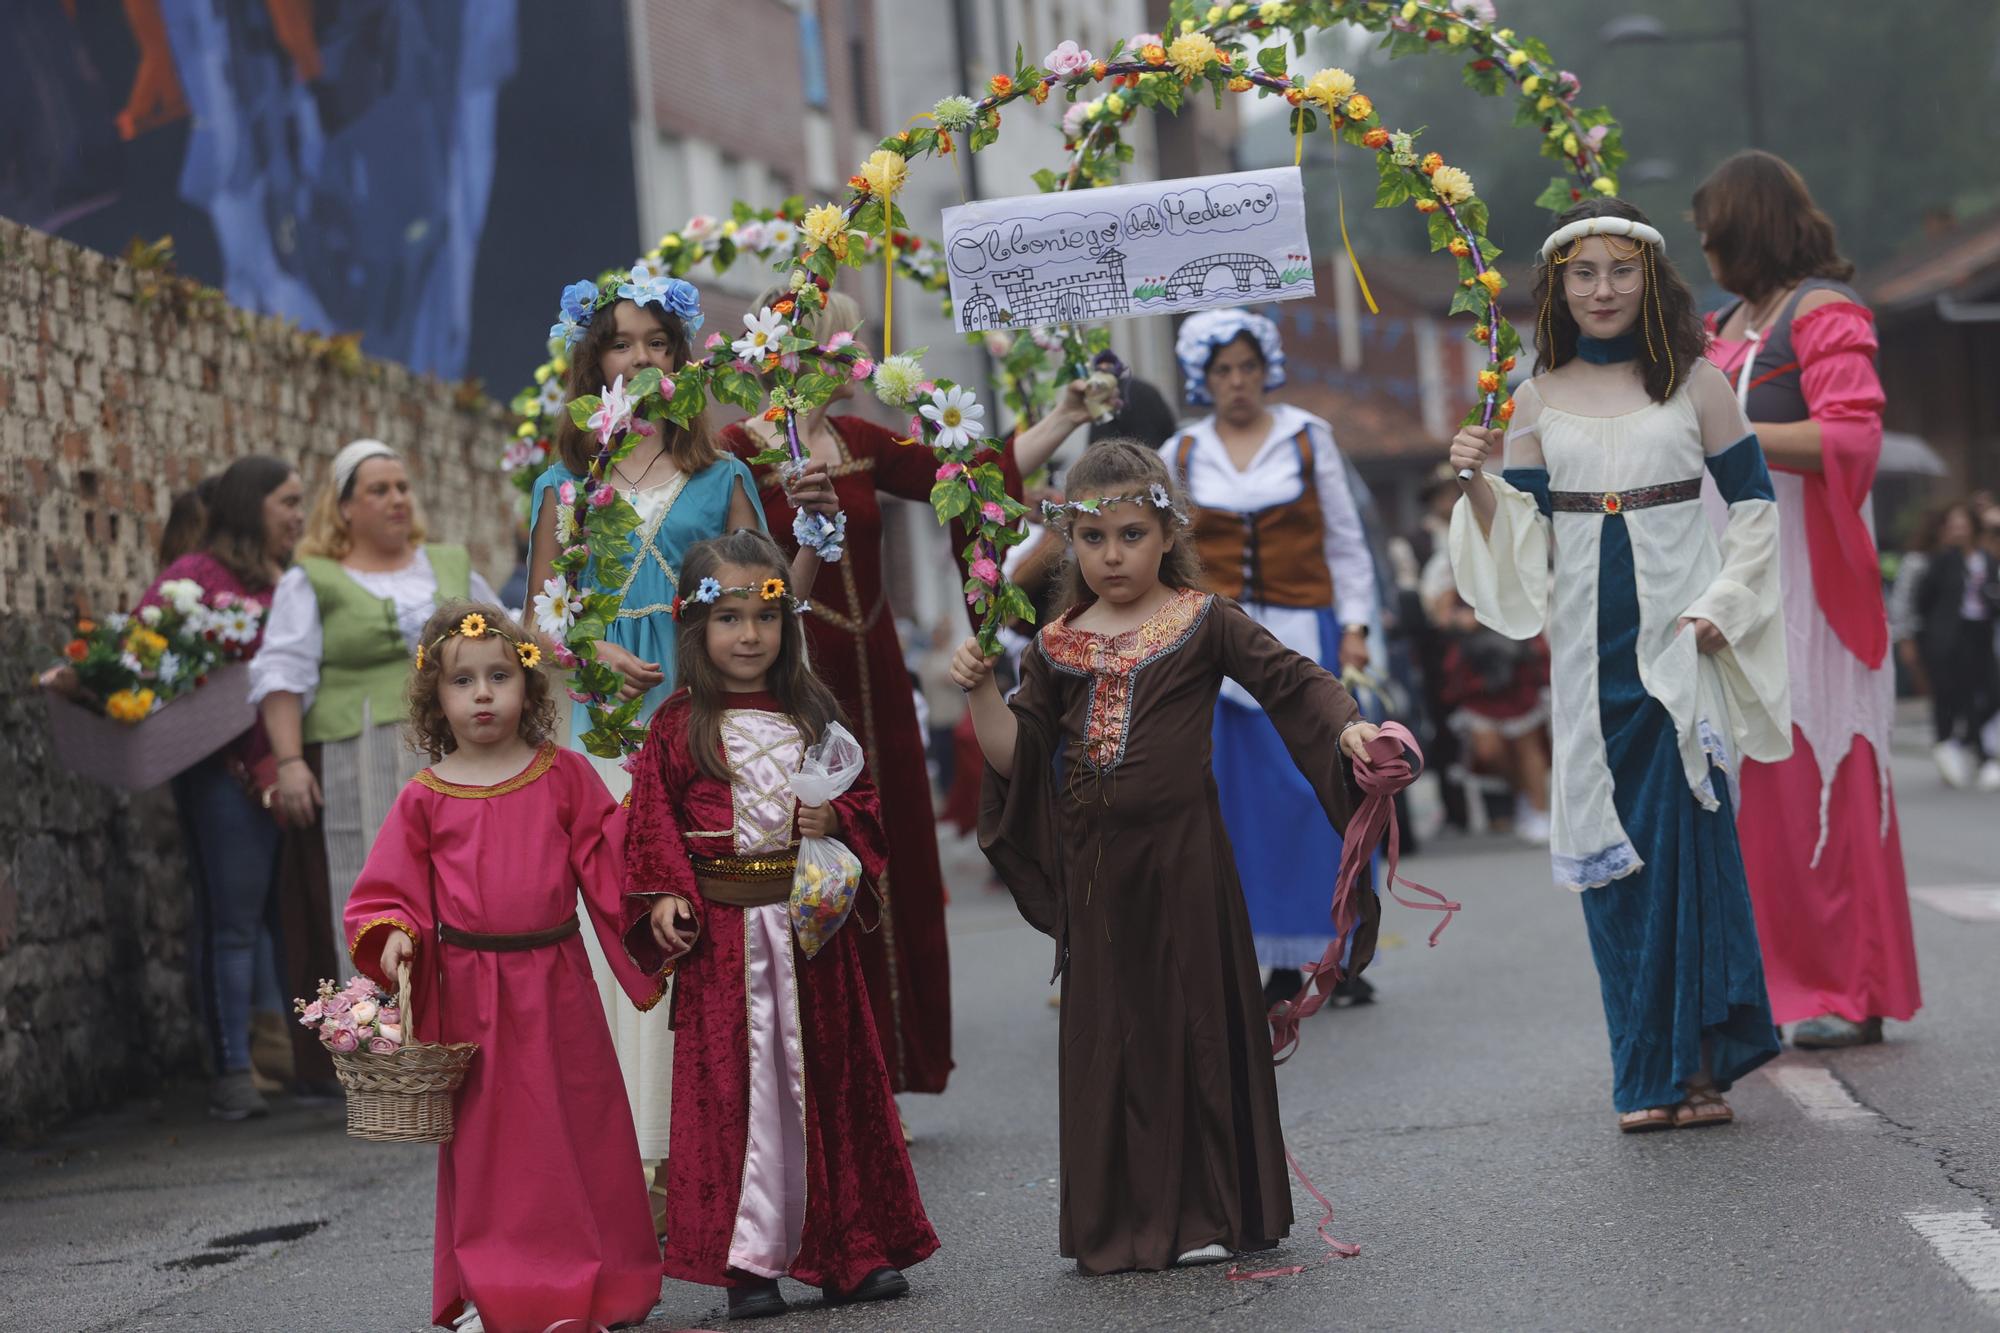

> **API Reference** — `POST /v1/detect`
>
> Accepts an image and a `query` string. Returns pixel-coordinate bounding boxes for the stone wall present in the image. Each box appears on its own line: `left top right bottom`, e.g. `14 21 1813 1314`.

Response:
0 218 516 1139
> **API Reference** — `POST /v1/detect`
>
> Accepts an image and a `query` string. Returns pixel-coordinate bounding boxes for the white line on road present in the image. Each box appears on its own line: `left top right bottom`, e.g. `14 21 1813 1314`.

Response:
1904 1210 2000 1299
1910 885 2000 922
1763 1064 1878 1124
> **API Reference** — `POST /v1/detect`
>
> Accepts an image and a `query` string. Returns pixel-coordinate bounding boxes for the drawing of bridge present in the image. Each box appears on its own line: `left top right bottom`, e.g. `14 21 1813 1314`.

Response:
1163 252 1284 301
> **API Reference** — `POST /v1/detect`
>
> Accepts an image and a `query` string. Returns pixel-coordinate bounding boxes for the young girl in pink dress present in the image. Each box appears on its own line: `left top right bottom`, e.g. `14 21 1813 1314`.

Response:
345 602 681 1333
625 530 936 1321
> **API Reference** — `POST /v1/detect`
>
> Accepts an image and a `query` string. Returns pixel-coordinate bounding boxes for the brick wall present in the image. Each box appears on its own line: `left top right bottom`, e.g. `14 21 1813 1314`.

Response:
0 218 515 1139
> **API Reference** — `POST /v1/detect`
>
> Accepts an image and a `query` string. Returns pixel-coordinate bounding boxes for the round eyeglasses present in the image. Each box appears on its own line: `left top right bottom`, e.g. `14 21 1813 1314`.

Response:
1562 263 1643 296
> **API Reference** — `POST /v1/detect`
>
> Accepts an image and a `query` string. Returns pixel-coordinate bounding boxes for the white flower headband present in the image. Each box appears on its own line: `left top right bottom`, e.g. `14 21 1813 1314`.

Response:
1538 216 1666 260
1040 483 1189 531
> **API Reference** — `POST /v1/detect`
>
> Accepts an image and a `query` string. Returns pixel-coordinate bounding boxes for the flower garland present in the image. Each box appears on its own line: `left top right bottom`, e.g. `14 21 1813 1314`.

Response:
501 200 950 501
542 0 1626 752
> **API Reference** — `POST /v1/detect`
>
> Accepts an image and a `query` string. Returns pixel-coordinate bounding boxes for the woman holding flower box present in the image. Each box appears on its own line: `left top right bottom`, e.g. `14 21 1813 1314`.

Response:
43 454 308 1120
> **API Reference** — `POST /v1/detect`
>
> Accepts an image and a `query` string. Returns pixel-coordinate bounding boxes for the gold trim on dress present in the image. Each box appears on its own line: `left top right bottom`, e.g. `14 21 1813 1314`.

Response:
615 471 691 616
348 914 419 962
415 743 559 798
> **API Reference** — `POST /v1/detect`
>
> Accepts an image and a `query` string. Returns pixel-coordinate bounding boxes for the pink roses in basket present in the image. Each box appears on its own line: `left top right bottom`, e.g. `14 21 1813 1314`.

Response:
295 975 404 1055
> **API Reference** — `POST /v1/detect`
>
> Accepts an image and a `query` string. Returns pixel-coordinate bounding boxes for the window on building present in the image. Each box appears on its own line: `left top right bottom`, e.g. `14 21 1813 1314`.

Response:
799 8 829 109
845 0 872 125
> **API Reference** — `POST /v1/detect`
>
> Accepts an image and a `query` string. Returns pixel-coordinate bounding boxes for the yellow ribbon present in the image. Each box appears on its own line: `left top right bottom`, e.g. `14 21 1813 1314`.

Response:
1329 118 1379 315
883 230 896 358
910 112 969 204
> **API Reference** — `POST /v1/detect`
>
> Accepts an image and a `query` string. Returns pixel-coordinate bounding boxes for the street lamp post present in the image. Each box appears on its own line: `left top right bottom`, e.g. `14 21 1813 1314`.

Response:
1599 0 1765 148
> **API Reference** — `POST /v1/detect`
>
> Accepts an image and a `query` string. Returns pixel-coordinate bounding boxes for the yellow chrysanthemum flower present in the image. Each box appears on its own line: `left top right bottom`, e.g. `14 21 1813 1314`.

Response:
859 149 908 200
1477 269 1506 297
516 641 542 670
801 203 850 250
1166 31 1218 80
1301 67 1355 110
1563 133 1580 156
1344 93 1373 120
1506 49 1529 68
1430 165 1476 205
1521 74 1541 94
1592 176 1618 195
459 612 488 638
414 645 426 670
759 578 787 602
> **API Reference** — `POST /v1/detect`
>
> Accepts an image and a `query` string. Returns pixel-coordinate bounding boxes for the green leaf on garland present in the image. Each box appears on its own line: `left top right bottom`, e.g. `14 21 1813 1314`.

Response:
1427 210 1457 252
568 396 600 429
1257 45 1288 75
1534 175 1575 213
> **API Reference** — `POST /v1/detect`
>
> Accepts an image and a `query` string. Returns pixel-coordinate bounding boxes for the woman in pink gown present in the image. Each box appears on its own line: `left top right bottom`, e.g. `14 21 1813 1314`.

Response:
1695 150 1921 1046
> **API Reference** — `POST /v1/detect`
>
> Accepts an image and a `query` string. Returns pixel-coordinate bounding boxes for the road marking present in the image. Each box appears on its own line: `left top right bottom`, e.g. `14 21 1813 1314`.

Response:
1904 1210 2000 1299
1910 885 2000 922
1763 1064 1877 1124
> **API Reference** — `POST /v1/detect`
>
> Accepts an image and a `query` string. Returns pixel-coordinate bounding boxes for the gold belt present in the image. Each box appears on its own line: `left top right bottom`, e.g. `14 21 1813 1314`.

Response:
691 850 797 909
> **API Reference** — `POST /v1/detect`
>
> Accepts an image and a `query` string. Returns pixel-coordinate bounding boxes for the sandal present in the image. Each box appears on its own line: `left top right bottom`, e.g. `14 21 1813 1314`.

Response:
1618 1106 1675 1133
1672 1084 1734 1129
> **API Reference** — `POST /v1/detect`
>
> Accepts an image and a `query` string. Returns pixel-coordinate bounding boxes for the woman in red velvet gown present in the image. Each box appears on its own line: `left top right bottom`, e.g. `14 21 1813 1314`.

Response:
721 292 1090 1093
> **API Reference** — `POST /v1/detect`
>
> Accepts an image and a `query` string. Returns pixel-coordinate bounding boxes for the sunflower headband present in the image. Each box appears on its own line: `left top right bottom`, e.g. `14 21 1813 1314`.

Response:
414 612 543 672
670 575 812 622
1040 484 1189 532
549 267 705 351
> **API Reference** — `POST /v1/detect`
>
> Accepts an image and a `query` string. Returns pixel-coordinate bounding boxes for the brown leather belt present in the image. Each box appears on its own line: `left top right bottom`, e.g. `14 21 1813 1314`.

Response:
1548 478 1702 515
438 915 580 952
691 850 797 909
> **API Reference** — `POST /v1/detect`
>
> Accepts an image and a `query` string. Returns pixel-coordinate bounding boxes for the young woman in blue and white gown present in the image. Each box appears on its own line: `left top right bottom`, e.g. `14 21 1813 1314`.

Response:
1448 198 1790 1133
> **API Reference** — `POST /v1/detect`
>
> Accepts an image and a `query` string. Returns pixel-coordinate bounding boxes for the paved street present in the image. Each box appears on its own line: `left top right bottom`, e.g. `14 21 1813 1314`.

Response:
5 729 1998 1333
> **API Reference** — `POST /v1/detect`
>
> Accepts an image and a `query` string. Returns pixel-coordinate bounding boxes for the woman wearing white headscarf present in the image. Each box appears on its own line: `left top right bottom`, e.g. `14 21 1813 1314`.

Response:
252 440 496 948
1163 309 1381 1003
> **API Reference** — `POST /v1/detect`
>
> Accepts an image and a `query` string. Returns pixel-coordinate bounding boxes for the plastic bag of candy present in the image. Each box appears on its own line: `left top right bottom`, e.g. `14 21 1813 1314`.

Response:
788 722 866 958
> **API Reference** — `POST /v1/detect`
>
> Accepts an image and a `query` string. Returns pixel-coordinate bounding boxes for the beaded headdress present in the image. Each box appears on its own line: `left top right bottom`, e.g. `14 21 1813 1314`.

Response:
670 575 811 622
1537 212 1678 397
414 611 542 672
550 266 705 351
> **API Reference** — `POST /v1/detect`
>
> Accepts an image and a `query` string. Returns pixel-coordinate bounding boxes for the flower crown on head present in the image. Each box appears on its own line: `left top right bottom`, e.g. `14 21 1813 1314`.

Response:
549 265 705 351
1040 483 1188 531
414 612 542 672
670 575 812 622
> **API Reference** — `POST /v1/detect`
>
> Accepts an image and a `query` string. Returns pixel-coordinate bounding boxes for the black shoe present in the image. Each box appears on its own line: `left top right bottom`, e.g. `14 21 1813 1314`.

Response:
825 1267 908 1306
1334 974 1376 1006
1262 968 1304 1008
726 1278 787 1320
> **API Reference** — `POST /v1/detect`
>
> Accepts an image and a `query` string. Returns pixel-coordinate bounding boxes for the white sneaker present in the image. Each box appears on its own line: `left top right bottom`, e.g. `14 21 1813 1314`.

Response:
1515 805 1552 845
1175 1243 1232 1266
1978 760 2000 793
452 1306 484 1333
1934 741 1974 789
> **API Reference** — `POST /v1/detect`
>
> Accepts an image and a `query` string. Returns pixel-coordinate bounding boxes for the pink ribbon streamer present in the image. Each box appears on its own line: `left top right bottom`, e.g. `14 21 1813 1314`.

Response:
1232 720 1462 1281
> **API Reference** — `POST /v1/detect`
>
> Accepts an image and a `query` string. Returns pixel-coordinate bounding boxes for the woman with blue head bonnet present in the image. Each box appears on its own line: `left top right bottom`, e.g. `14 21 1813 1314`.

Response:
1163 306 1383 1006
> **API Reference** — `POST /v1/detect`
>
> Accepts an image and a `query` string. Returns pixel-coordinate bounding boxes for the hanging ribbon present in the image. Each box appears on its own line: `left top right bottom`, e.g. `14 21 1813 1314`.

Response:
1328 117 1380 316
910 111 969 204
882 230 896 359
1230 720 1460 1283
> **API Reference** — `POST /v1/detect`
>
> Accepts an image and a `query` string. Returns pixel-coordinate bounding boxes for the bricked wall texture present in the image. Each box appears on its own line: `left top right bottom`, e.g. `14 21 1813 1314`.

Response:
0 218 516 1138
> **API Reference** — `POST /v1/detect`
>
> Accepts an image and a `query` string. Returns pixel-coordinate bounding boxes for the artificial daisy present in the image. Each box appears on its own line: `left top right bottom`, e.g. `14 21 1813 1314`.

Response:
759 578 787 601
533 575 583 637
919 385 985 452
516 641 543 670
459 612 488 638
732 307 791 363
696 576 723 603
536 378 567 418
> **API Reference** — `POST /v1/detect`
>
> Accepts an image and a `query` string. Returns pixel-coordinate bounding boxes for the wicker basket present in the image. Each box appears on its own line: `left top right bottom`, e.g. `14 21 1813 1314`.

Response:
331 962 478 1144
43 662 257 791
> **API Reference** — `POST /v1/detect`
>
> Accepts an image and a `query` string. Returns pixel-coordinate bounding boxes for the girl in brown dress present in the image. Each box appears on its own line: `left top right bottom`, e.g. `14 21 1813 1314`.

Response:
952 439 1382 1275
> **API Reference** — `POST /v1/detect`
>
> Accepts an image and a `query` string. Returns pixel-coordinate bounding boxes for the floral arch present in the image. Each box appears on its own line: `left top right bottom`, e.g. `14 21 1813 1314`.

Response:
529 0 1627 756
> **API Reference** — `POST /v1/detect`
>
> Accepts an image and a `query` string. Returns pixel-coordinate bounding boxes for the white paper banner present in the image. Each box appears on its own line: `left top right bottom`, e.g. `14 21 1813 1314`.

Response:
940 166 1315 332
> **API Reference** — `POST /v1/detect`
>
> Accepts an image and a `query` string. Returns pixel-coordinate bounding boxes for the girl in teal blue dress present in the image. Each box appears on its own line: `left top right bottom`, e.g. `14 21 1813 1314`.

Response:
525 271 832 1207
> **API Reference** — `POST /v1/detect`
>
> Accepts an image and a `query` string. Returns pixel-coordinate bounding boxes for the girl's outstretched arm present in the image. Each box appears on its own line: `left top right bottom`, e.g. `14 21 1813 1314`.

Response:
949 636 1017 779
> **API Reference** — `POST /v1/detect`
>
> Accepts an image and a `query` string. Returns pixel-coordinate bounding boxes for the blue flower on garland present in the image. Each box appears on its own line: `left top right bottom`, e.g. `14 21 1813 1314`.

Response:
616 265 705 334
550 278 604 350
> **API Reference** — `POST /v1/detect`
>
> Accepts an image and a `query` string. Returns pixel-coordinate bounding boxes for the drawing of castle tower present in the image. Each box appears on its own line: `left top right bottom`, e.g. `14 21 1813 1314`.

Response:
961 246 1132 329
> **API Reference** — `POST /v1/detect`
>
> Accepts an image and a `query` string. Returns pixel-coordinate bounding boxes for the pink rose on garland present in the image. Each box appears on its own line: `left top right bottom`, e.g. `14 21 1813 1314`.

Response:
324 1025 361 1054
588 484 616 508
935 462 965 482
1045 40 1094 79
981 501 1006 523
822 330 856 353
970 557 1001 587
850 358 875 380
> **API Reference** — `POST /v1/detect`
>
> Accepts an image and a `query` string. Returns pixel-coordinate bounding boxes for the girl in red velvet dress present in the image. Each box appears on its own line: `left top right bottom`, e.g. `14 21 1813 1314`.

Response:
721 290 1092 1096
626 531 936 1321
347 602 680 1333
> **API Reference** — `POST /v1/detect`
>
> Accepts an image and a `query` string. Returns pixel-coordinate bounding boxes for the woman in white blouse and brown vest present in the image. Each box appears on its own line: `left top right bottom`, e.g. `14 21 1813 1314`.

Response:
1163 308 1381 1005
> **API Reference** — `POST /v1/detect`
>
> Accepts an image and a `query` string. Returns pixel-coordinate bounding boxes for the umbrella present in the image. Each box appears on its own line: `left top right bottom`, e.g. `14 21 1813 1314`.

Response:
1880 431 1947 477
